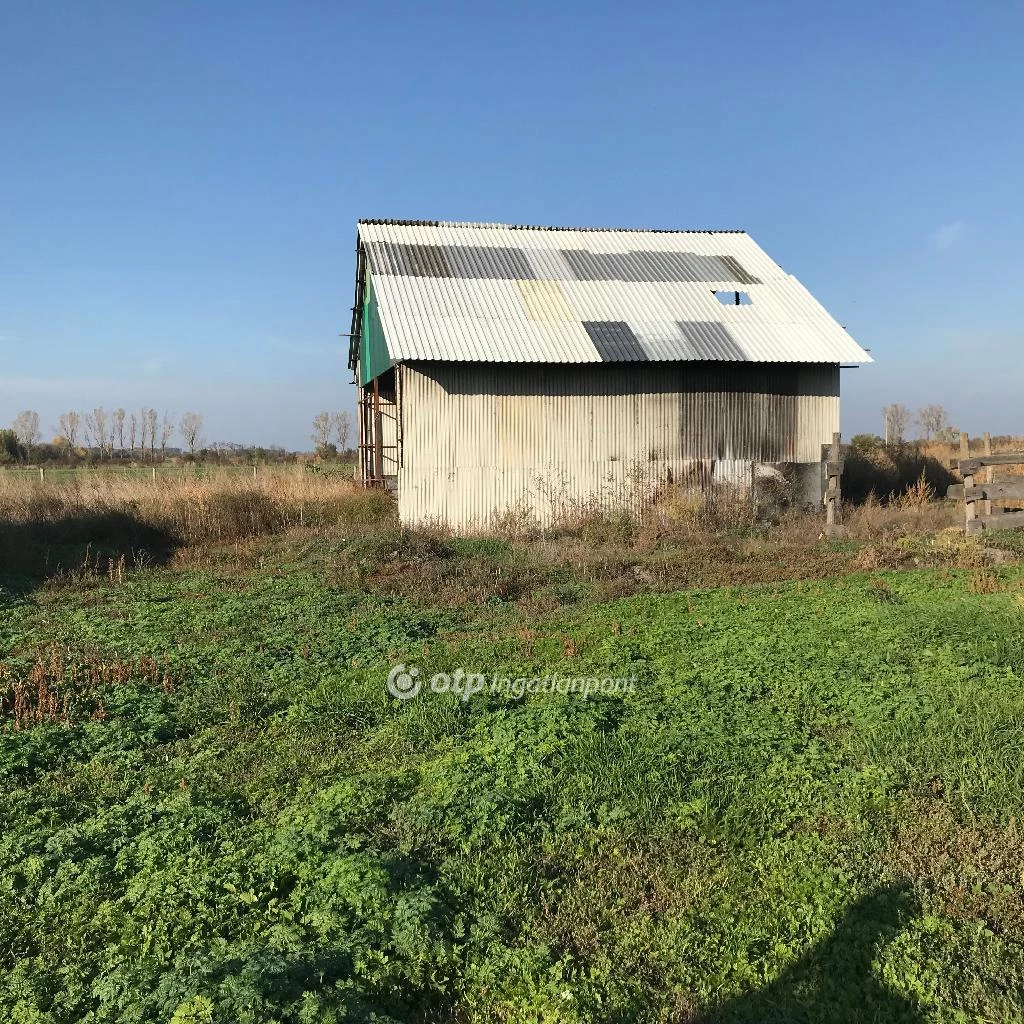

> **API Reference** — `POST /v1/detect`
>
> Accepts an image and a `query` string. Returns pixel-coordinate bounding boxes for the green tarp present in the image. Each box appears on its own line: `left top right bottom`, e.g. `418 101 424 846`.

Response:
359 272 393 386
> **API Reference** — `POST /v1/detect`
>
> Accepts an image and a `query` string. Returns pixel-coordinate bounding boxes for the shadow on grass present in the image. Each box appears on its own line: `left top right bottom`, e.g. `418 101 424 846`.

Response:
701 884 923 1023
0 510 178 595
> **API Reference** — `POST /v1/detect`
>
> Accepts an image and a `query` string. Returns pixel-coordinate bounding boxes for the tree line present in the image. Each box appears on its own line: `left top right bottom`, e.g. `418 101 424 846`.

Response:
2 408 205 463
310 411 353 458
880 403 959 444
2 408 360 465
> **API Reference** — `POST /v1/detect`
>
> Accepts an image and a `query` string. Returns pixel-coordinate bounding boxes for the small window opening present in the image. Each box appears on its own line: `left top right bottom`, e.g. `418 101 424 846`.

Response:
713 290 751 305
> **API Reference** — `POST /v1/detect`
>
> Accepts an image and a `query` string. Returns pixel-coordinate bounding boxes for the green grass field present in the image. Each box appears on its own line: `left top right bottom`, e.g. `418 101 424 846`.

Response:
2 523 1023 1022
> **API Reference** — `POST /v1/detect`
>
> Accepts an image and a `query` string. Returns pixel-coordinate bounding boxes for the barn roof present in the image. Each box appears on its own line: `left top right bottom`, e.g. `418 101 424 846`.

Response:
355 220 870 368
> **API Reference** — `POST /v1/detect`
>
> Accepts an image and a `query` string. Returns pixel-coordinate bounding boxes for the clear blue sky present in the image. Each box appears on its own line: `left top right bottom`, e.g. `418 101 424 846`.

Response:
2 0 1022 448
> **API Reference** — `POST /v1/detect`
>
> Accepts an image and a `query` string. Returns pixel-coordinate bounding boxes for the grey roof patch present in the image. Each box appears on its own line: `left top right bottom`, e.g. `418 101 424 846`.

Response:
718 255 761 285
445 245 535 280
366 241 535 279
365 241 453 277
676 322 747 360
560 249 608 281
584 322 648 361
559 249 760 283
406 243 454 277
367 240 761 284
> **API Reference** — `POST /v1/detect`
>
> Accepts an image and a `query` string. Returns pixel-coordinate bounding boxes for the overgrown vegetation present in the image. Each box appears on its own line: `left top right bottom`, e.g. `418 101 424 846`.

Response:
1 470 1023 1022
0 468 393 578
842 441 955 505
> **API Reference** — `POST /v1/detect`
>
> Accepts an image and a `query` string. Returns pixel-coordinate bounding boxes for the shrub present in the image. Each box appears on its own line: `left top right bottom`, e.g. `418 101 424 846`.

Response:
0 430 25 464
849 433 884 453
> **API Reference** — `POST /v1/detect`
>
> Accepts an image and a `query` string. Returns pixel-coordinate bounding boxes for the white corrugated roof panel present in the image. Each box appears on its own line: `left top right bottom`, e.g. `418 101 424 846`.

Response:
356 220 871 366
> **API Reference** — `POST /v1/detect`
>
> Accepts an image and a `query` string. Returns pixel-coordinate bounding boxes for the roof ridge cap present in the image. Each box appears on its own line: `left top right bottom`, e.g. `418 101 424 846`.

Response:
357 219 747 234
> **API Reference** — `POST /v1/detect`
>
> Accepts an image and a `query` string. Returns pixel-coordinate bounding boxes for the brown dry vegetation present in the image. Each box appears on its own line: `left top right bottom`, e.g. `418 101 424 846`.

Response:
0 466 389 538
0 644 177 729
0 467 395 578
0 463 1017 607
920 434 1024 462
315 513 1004 613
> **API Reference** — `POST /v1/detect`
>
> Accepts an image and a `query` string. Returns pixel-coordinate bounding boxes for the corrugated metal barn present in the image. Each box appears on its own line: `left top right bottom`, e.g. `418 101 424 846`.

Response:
347 220 870 529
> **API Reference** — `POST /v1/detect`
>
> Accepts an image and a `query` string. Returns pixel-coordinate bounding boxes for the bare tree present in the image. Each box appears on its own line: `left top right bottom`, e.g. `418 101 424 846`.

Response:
114 408 127 453
12 410 41 452
179 412 203 454
58 411 82 449
136 408 150 459
882 404 911 445
128 412 139 454
311 412 331 449
916 404 949 441
332 411 352 452
84 408 110 457
160 412 175 458
144 408 158 459
95 407 108 456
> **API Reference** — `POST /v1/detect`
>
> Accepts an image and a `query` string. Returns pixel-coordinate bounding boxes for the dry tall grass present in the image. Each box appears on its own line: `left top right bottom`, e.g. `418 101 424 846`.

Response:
920 435 1024 464
0 467 396 576
0 459 1004 596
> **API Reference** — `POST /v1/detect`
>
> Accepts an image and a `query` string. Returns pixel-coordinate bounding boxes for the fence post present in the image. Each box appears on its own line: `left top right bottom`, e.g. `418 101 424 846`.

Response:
960 432 977 534
824 431 844 535
982 432 995 520
39 467 44 483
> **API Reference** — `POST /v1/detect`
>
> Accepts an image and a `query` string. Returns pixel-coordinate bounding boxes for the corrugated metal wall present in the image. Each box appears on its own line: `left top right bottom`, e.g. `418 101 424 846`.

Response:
396 361 838 528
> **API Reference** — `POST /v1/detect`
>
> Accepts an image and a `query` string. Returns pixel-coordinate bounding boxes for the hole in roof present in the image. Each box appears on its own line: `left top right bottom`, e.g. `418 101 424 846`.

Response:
713 290 752 305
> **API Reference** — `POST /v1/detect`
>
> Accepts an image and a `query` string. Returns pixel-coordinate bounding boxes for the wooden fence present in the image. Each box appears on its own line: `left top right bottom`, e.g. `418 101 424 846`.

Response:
946 432 1024 535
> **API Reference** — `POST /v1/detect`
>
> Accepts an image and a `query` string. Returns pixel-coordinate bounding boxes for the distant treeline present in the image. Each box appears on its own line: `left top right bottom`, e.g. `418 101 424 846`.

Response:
2 408 357 465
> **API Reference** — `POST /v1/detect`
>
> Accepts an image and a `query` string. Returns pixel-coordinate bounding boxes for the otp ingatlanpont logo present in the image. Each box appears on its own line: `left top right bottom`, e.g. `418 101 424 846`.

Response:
385 664 422 699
